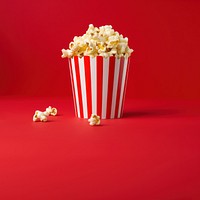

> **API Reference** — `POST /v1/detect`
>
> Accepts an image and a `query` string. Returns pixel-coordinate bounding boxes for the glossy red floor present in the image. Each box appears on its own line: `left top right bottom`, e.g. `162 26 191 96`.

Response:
0 97 200 200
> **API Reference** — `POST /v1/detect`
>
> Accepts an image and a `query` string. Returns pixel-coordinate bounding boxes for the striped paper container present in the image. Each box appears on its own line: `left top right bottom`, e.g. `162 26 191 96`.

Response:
68 56 130 119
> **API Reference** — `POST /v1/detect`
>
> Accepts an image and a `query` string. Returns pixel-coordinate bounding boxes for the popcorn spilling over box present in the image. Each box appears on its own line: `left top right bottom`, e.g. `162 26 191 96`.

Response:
62 24 133 119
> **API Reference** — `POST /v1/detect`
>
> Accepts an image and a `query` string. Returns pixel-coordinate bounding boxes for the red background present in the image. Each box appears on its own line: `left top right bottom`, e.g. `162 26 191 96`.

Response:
1 0 200 99
1 0 200 200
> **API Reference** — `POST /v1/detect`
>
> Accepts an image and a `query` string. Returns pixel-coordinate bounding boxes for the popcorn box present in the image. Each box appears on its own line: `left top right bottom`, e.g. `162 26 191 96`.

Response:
68 56 130 119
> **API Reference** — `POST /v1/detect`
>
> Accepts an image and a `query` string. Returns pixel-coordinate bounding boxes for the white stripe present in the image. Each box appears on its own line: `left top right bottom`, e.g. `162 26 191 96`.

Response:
78 57 88 118
118 58 128 118
71 58 80 118
90 57 97 115
120 59 130 118
110 58 120 118
68 59 77 116
101 57 110 119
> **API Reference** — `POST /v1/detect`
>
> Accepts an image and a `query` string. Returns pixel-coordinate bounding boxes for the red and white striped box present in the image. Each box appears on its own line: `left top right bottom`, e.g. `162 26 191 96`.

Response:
68 56 130 119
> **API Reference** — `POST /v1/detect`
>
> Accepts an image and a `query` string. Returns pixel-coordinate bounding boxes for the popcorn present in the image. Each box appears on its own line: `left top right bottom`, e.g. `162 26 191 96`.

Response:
33 106 57 122
61 24 133 58
88 114 101 126
44 106 58 116
33 110 48 122
61 49 73 58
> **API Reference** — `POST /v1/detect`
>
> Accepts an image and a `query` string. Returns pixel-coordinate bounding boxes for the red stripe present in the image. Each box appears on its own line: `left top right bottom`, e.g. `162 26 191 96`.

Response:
120 58 130 118
68 59 77 117
106 57 115 119
97 56 103 117
114 57 124 118
74 56 83 118
84 56 92 118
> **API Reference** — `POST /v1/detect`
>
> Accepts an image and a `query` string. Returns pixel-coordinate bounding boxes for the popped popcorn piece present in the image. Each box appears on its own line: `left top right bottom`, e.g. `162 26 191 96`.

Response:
33 110 48 122
44 106 57 116
88 114 101 126
61 24 133 58
61 49 73 58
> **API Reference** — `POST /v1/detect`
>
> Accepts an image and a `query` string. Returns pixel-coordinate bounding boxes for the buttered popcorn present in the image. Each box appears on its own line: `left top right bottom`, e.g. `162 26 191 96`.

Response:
33 106 58 122
61 24 133 58
88 114 101 126
44 106 57 116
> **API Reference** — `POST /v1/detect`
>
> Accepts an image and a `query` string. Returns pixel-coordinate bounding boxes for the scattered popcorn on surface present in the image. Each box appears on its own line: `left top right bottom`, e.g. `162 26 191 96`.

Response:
33 106 57 122
88 114 101 126
61 24 133 58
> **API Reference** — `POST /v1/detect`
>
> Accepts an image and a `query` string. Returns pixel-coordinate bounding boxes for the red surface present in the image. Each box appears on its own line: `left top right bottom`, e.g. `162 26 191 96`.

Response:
1 97 200 200
0 0 200 99
1 0 200 199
